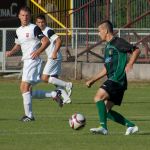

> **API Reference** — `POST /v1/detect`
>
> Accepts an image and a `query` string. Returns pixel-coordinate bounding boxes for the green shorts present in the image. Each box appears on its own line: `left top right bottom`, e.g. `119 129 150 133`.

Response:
100 80 126 105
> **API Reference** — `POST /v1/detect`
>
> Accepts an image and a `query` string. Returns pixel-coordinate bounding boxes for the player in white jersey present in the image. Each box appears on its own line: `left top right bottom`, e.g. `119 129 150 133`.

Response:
32 14 73 104
6 6 63 122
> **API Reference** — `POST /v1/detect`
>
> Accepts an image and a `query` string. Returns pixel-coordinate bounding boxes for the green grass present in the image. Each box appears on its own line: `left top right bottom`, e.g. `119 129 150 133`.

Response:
0 78 150 150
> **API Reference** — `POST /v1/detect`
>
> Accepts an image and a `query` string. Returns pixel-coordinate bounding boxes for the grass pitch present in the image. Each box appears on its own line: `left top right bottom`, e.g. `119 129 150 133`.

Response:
0 78 150 150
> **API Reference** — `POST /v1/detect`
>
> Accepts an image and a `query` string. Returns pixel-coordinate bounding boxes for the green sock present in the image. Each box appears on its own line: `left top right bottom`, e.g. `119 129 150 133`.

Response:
107 110 135 127
96 101 107 129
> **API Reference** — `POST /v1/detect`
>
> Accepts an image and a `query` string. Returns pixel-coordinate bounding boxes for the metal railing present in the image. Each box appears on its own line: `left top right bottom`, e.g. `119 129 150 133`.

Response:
28 0 150 28
0 28 149 73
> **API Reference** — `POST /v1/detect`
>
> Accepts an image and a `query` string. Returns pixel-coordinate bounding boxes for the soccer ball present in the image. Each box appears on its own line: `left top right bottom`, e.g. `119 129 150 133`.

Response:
69 113 86 130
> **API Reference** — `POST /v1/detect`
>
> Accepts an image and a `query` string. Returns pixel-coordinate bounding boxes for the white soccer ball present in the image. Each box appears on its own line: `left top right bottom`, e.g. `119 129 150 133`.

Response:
69 113 86 130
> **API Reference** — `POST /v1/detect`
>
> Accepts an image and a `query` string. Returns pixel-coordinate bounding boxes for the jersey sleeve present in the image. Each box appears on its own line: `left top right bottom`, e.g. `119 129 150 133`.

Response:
34 26 45 40
112 37 138 53
47 29 59 42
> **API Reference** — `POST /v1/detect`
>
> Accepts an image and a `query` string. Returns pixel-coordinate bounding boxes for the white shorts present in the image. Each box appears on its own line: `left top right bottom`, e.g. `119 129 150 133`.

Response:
43 59 62 76
22 59 42 85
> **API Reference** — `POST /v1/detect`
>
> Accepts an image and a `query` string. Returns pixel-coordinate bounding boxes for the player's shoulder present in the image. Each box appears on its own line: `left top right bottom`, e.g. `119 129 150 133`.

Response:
29 23 39 30
16 26 24 34
46 26 54 31
45 26 57 38
44 26 54 33
110 36 134 52
111 36 130 47
42 26 53 33
17 23 36 31
111 37 127 44
29 23 36 27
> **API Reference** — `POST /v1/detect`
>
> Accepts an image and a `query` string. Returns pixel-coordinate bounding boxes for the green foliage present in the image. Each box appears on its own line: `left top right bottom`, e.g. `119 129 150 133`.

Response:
0 79 150 150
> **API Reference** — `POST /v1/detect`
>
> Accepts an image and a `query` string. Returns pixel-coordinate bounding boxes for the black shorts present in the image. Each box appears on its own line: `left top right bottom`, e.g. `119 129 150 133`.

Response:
100 80 126 106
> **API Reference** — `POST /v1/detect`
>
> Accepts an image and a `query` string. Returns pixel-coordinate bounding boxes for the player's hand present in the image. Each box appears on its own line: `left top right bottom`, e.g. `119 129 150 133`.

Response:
86 80 93 88
6 51 12 57
30 50 40 59
125 63 133 73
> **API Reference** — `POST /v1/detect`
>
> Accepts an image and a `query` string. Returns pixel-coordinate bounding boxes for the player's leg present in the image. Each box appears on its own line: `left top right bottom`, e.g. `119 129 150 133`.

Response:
107 109 138 135
32 89 63 107
42 59 73 97
106 104 138 135
105 90 139 135
20 59 41 121
32 90 57 99
106 101 135 126
20 81 35 121
48 76 73 97
32 71 63 107
106 100 135 125
90 88 108 135
39 74 72 104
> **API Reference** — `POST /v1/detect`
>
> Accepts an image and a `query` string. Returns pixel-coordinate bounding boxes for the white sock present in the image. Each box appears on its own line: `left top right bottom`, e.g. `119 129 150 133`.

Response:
48 77 67 88
32 90 57 99
22 92 33 118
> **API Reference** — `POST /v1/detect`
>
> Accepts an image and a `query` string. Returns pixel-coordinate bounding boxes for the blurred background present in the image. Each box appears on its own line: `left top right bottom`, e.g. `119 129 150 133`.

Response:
0 0 150 79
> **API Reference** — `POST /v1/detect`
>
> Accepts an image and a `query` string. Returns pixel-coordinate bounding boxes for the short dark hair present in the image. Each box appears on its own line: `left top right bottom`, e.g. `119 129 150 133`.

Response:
36 14 46 21
19 6 31 14
99 20 113 33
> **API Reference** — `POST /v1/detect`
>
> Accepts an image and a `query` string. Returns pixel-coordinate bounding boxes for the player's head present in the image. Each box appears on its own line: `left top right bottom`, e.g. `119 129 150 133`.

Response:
98 20 113 41
18 6 31 26
35 14 47 30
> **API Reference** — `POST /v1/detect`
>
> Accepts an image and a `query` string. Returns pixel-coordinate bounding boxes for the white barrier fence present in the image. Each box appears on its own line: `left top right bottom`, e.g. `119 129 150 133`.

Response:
0 28 149 75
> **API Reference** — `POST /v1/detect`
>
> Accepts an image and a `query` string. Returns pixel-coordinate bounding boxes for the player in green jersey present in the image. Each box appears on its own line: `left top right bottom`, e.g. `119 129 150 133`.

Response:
86 20 140 135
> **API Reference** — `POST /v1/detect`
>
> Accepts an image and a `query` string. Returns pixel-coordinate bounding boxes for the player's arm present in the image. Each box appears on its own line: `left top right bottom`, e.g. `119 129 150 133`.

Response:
125 47 140 73
112 37 141 74
86 66 107 88
6 32 21 57
31 26 50 59
38 36 50 53
6 44 21 57
51 37 61 59
47 29 61 59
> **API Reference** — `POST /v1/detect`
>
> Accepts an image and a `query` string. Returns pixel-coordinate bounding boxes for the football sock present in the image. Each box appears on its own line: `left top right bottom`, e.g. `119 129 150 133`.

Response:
107 110 135 127
96 101 107 129
32 90 56 99
48 77 67 87
22 92 33 118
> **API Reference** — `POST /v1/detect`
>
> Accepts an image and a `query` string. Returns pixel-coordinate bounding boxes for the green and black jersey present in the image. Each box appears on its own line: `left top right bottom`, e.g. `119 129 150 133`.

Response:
104 36 137 89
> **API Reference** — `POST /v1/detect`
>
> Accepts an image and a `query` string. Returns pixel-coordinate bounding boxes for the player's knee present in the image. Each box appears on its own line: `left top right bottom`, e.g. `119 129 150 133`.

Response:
20 82 30 93
41 75 48 82
94 94 99 102
20 84 23 92
20 83 25 93
94 93 106 103
93 89 109 103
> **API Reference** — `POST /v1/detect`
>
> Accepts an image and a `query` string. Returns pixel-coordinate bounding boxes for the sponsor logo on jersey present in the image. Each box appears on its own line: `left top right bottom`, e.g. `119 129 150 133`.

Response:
105 57 112 63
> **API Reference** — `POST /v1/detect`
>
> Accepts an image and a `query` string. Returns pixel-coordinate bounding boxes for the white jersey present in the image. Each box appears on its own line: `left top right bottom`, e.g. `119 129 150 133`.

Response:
15 23 45 60
42 27 62 60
